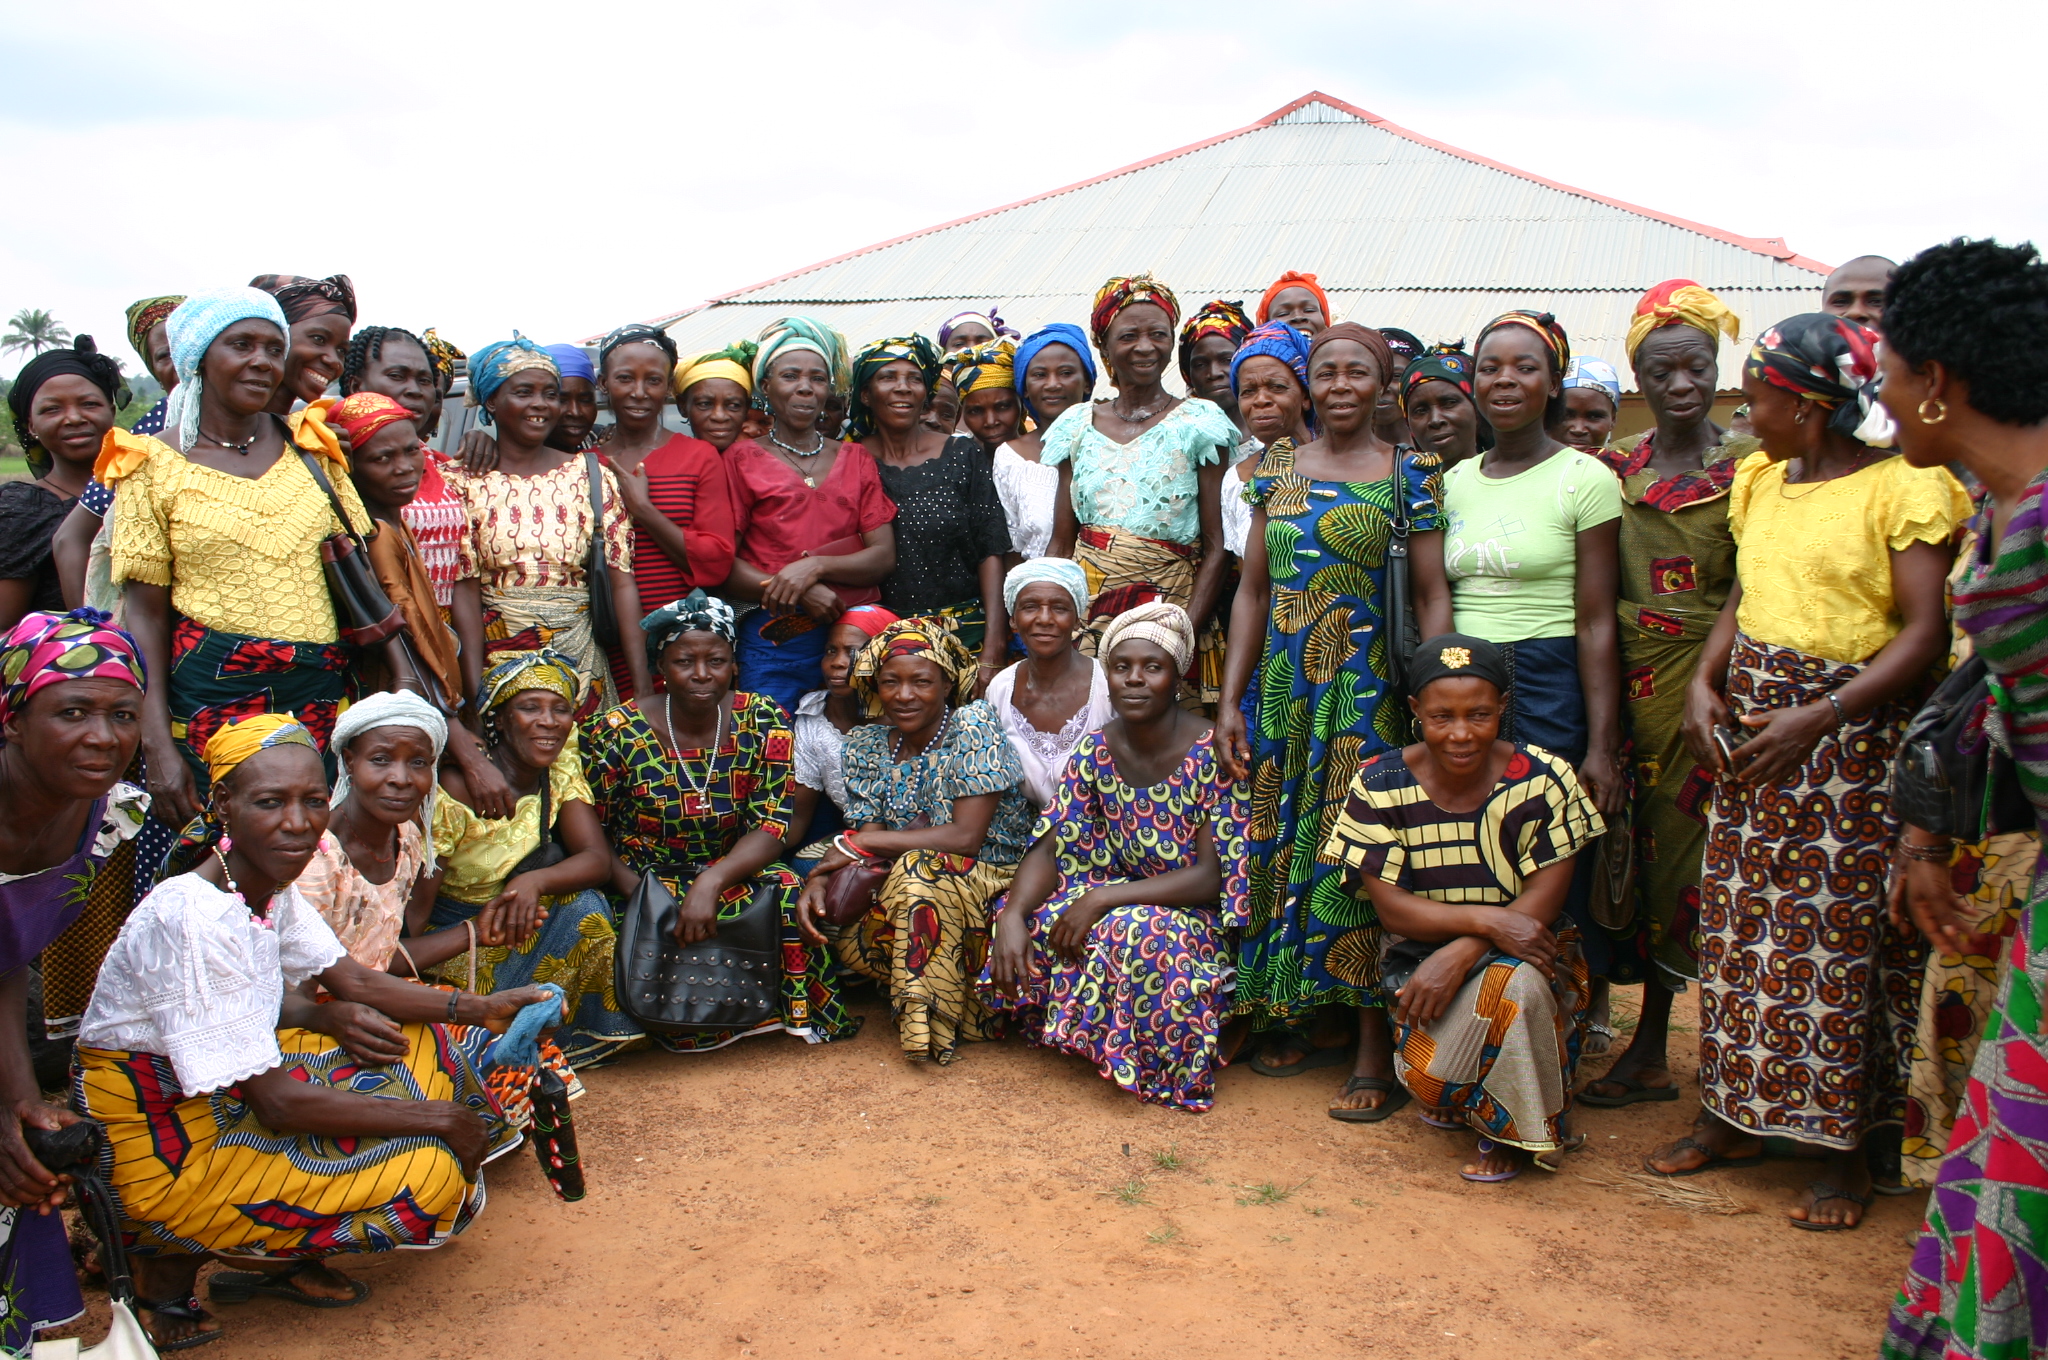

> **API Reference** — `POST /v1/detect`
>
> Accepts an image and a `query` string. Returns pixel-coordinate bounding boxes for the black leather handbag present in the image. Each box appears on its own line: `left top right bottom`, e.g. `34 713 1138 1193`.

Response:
613 866 780 1033
1892 654 2033 840
583 450 621 652
508 776 567 878
1381 447 1422 732
298 450 405 647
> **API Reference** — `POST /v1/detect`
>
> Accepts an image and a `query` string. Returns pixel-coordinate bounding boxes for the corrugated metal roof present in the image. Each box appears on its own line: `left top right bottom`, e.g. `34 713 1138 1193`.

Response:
649 93 1826 392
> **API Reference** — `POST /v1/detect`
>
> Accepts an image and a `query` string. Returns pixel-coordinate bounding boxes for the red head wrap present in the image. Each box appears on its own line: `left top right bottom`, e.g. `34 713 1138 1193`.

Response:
1257 271 1332 326
329 392 416 449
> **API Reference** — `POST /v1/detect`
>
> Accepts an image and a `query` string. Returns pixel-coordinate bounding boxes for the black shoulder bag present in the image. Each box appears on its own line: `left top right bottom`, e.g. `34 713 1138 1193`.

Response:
613 865 781 1033
508 773 567 877
1381 447 1422 733
583 450 622 651
298 449 405 647
1892 654 2034 840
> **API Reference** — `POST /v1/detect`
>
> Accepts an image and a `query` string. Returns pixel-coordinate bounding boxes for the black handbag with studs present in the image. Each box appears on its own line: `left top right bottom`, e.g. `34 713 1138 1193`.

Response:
613 865 780 1033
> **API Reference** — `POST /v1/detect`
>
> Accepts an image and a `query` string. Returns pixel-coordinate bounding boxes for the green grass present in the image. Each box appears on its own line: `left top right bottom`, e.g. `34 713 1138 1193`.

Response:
1144 1225 1179 1245
1150 1144 1185 1172
1101 1179 1150 1207
1234 1176 1312 1207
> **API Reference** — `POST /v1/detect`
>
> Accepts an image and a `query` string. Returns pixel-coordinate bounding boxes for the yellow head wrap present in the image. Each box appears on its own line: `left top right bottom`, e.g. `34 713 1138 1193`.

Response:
204 713 319 788
1624 280 1741 361
674 340 759 398
480 649 584 714
945 339 1018 400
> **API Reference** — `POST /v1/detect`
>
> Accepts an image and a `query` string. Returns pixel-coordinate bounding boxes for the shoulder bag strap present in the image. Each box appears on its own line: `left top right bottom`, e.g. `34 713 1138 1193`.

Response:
296 449 372 549
583 450 607 559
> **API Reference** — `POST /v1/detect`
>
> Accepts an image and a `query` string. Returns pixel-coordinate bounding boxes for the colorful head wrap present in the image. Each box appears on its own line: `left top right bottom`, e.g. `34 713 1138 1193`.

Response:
1400 346 1475 409
937 307 1017 351
597 323 678 377
0 608 145 737
1379 328 1426 371
204 713 319 789
851 617 978 712
1002 558 1089 617
124 296 185 368
1307 322 1396 386
1090 274 1181 350
1625 279 1741 360
1229 320 1313 397
329 690 448 870
421 329 466 391
1098 601 1195 674
248 273 357 325
162 286 290 450
1408 633 1510 699
837 605 901 640
328 391 416 450
1475 310 1572 377
945 339 1017 405
1561 357 1623 409
7 338 125 472
847 335 944 438
753 317 850 394
1013 324 1097 419
467 334 559 416
641 589 737 666
1744 313 1894 445
1256 272 1331 327
1176 300 1253 384
675 340 758 398
545 344 596 385
480 648 585 714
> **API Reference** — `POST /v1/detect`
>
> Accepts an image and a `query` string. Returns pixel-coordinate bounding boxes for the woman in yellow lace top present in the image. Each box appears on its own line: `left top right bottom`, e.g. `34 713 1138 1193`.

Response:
98 286 375 831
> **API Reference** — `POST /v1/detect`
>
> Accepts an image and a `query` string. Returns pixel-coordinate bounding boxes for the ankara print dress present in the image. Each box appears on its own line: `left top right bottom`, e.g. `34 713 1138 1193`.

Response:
1233 440 1444 1026
979 731 1251 1111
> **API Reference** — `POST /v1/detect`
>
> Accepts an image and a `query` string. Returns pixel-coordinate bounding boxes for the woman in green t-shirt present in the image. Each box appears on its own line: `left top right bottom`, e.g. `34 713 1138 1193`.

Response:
1441 310 1626 975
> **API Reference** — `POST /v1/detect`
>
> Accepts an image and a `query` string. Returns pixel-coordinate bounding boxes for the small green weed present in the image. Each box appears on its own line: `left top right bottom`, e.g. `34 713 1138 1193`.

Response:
1151 1144 1185 1172
1100 1179 1150 1207
1145 1225 1180 1245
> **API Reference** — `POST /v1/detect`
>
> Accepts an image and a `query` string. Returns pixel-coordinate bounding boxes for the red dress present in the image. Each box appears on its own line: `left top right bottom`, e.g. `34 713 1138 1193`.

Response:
602 435 737 696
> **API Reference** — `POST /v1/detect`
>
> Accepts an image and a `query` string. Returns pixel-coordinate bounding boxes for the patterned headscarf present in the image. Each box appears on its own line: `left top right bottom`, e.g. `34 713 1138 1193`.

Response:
328 391 416 449
1098 601 1194 673
753 316 850 394
1256 271 1331 326
1626 279 1742 360
1002 558 1089 617
1229 320 1313 396
937 307 1017 351
545 344 595 385
1177 300 1253 385
1562 357 1623 409
248 273 357 325
421 329 466 391
203 713 319 788
675 340 758 398
1090 274 1181 351
163 286 291 450
851 617 978 712
1379 327 1426 373
1400 346 1475 409
467 334 559 413
642 589 737 666
124 296 185 368
598 323 678 376
1307 322 1396 386
1744 313 1893 445
480 648 585 714
0 608 145 736
847 335 944 438
1475 310 1572 377
1013 324 1097 420
329 690 448 870
945 339 1017 403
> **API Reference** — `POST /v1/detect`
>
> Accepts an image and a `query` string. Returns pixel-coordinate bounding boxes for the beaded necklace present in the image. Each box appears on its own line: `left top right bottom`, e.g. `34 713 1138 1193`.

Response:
882 706 951 827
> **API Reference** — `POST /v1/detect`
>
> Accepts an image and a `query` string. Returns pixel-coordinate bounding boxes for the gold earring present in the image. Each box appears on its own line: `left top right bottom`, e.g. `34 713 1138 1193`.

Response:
1919 397 1948 424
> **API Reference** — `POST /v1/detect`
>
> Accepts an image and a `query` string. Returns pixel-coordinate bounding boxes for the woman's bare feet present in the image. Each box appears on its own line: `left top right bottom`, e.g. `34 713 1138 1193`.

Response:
1788 1149 1873 1231
1644 1112 1764 1176
1583 979 1615 1056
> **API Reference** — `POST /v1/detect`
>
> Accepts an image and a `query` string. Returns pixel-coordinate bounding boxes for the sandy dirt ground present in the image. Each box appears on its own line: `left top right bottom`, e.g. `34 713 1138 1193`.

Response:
48 989 1922 1360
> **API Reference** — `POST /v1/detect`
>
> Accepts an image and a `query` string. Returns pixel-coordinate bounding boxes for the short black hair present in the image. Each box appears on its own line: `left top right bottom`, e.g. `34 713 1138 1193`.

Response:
340 326 431 397
1884 238 2048 426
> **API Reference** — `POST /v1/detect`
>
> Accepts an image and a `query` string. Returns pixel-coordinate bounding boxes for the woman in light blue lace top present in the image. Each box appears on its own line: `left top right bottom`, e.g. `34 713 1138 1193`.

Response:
1045 274 1239 704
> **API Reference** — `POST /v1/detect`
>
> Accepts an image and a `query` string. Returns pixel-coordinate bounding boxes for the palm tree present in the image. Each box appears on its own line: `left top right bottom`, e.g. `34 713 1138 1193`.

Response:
2 310 71 359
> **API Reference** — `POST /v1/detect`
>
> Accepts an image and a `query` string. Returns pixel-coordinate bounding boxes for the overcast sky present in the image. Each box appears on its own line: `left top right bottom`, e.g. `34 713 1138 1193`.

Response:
2 0 2037 378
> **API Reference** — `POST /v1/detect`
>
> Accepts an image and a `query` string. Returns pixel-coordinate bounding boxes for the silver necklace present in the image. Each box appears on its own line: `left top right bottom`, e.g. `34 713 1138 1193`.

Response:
664 692 725 817
767 427 828 486
1111 394 1168 423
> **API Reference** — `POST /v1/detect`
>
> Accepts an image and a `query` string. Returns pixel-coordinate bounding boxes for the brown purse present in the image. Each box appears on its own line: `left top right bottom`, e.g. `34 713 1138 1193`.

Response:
819 815 927 928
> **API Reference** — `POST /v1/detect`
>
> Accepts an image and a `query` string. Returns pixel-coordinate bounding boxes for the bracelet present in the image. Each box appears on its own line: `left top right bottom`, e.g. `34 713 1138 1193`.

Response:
446 991 461 1022
1826 692 1848 727
833 833 873 860
1900 839 1955 863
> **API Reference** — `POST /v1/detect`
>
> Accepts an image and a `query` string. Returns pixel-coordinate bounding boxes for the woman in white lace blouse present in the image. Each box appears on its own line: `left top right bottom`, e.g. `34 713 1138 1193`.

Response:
985 560 1111 805
993 324 1096 561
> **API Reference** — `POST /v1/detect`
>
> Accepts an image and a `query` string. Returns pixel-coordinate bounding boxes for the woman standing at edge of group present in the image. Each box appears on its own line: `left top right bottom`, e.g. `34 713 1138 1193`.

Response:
1046 275 1237 704
590 323 736 697
849 335 1010 672
1647 312 1966 1232
1879 237 2048 1360
674 341 760 455
723 317 896 716
1257 271 1331 337
2 339 124 628
1221 321 1453 1119
985 559 1110 806
1578 281 1754 1106
1400 346 1486 473
995 324 1096 561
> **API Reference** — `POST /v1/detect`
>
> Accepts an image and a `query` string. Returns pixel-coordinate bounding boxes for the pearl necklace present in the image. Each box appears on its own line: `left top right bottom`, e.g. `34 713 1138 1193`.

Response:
213 843 273 929
884 706 951 827
767 428 827 487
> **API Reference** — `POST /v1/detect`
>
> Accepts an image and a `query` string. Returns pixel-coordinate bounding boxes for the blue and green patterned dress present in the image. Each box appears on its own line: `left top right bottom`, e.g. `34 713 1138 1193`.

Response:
1233 439 1445 1026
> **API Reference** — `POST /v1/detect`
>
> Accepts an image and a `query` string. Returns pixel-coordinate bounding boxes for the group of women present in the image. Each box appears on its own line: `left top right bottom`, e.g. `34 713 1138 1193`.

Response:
0 240 2044 1359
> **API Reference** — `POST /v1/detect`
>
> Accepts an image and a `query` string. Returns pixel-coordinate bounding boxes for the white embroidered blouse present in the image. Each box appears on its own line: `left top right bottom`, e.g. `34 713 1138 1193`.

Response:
993 442 1060 559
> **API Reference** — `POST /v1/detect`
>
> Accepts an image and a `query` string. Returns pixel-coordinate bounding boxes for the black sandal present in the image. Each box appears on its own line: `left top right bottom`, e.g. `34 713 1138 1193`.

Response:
1577 1072 1681 1107
137 1295 223 1351
208 1260 371 1308
1327 1076 1412 1124
1789 1181 1871 1232
1643 1134 1765 1178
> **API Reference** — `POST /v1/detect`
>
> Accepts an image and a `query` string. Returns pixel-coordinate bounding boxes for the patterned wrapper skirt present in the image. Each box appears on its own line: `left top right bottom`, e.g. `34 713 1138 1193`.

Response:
73 1023 518 1259
1393 932 1589 1152
1074 526 1222 706
429 890 645 1068
482 584 615 716
168 618 353 785
979 888 1234 1112
833 849 1013 1064
1696 632 1926 1150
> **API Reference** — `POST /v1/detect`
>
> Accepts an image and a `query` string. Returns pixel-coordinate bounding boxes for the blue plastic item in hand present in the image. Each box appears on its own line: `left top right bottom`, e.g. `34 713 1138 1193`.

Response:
482 982 567 1068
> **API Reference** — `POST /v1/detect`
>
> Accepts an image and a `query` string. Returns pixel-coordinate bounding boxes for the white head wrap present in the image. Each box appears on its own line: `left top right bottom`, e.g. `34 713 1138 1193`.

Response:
1098 601 1195 673
1003 557 1090 617
330 691 450 871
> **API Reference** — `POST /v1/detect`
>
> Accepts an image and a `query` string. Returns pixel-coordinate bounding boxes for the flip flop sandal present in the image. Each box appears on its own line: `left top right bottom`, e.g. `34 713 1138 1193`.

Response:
1459 1138 1522 1183
1789 1181 1871 1232
1248 1043 1355 1079
139 1295 224 1351
1531 1133 1589 1172
1577 1073 1682 1107
1327 1076 1413 1124
1418 1107 1463 1130
209 1261 371 1308
1643 1135 1766 1178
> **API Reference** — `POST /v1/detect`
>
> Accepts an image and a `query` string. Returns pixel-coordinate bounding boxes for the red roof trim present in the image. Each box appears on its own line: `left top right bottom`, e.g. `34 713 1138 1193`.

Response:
628 91 1827 335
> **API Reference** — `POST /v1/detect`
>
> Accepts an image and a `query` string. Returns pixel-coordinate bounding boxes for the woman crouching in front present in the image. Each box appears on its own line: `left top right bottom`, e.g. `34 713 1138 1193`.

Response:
1321 635 1604 1182
72 715 548 1351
